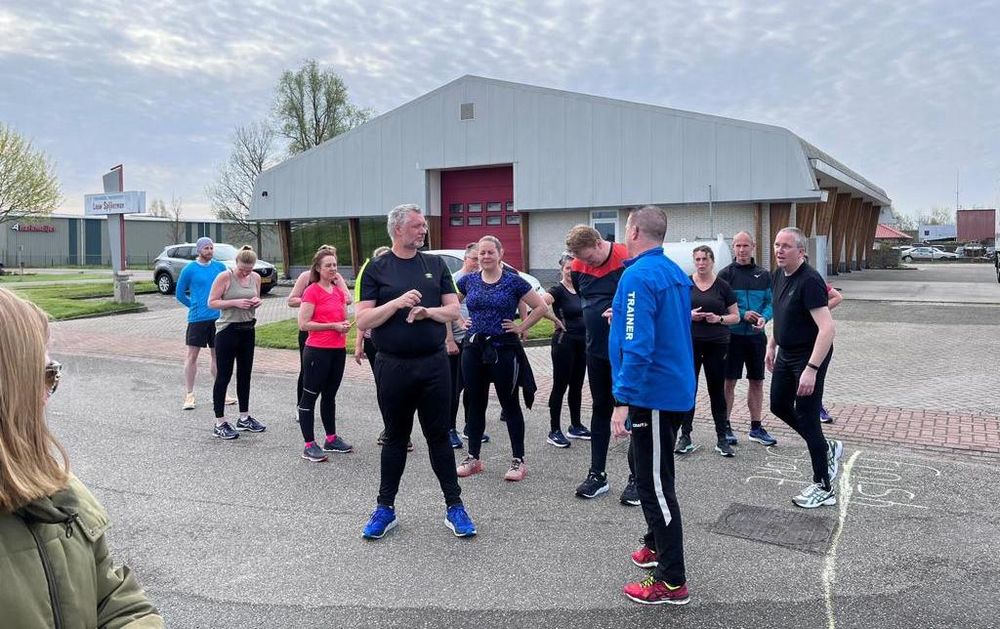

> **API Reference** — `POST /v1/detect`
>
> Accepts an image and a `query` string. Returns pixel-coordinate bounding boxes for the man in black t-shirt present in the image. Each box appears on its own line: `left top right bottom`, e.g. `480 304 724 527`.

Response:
767 227 843 510
356 204 476 539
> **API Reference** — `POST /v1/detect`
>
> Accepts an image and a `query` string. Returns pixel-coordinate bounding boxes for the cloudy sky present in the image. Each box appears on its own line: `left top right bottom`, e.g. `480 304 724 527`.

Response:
2 0 998 219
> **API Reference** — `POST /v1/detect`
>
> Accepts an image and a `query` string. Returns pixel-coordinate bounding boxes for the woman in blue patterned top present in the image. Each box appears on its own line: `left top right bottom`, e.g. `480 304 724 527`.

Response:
455 236 549 482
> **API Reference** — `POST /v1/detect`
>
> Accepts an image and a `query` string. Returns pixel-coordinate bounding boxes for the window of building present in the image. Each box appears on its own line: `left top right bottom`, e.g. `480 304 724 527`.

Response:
487 202 502 212
468 203 482 213
591 210 619 242
505 214 521 225
449 203 464 214
506 202 515 213
450 217 464 227
468 216 482 226
486 216 502 226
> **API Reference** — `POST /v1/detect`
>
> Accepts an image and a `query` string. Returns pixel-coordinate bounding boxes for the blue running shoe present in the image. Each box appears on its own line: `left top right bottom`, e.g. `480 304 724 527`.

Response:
449 429 463 449
567 424 592 440
362 505 397 539
461 429 490 444
547 430 570 448
445 504 477 537
748 427 778 447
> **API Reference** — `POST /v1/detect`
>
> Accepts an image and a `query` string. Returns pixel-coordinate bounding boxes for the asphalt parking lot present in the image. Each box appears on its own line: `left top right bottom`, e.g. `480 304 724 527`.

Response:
44 264 1000 627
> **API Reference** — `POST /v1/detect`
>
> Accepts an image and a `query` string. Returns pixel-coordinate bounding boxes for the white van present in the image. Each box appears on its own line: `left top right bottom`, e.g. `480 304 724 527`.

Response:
663 235 733 275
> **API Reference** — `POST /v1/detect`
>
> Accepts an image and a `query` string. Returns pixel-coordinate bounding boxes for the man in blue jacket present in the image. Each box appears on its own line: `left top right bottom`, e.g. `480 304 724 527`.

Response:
718 231 778 447
175 237 231 411
610 205 694 606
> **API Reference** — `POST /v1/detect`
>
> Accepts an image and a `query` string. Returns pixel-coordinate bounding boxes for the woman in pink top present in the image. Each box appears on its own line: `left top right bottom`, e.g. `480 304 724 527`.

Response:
297 248 353 462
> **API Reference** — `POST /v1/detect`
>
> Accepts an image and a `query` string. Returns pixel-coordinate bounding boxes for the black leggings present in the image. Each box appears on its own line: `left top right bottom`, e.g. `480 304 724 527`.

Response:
448 346 463 431
681 339 729 439
770 346 833 488
296 329 308 403
214 323 255 418
587 355 615 475
297 346 346 443
375 352 461 507
549 332 586 432
462 340 525 460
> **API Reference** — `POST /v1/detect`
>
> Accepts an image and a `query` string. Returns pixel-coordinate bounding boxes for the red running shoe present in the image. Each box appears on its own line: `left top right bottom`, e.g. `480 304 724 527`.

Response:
623 575 690 605
630 546 658 568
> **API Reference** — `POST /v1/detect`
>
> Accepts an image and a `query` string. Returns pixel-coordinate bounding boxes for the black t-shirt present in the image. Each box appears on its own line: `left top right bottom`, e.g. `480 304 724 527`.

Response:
771 262 828 350
690 276 737 343
360 251 455 357
547 283 586 338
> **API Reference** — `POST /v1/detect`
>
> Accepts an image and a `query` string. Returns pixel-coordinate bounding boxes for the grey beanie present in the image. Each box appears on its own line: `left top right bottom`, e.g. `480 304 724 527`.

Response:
195 237 214 252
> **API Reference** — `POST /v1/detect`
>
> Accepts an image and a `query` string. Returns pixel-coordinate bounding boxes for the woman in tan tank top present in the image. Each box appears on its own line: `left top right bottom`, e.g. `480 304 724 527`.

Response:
207 246 266 439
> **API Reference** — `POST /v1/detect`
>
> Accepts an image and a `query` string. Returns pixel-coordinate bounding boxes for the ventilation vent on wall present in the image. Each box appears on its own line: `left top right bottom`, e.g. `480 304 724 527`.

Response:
460 103 475 120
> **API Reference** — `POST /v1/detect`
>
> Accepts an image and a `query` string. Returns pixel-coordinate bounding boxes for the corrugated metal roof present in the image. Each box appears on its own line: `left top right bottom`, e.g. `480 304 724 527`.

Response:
875 223 912 240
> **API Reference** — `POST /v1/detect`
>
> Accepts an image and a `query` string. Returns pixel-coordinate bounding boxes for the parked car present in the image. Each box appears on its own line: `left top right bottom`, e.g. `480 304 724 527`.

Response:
900 246 960 262
153 243 278 295
423 249 544 295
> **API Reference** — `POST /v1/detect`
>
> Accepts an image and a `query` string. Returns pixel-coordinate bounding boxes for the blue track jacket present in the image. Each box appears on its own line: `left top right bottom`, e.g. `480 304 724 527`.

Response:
717 258 772 336
609 247 695 412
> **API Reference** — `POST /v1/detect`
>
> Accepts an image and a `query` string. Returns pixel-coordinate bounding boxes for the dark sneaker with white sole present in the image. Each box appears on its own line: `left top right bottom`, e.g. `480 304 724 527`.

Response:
213 422 239 440
674 433 697 454
449 429 463 449
575 471 609 499
723 428 738 445
302 443 328 462
715 439 736 457
748 426 778 446
620 475 641 506
235 416 266 433
567 424 592 440
322 435 353 453
547 430 570 448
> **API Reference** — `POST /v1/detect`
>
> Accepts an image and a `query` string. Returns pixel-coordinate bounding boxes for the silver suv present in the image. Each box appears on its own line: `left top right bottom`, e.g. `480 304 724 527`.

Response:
153 243 278 295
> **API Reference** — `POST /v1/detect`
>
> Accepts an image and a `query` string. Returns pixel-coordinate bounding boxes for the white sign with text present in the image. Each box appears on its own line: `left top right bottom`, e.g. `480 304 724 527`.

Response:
84 191 146 216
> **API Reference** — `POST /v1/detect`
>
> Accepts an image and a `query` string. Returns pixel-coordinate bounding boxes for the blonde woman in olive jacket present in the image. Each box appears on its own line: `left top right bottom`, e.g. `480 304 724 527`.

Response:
0 287 163 628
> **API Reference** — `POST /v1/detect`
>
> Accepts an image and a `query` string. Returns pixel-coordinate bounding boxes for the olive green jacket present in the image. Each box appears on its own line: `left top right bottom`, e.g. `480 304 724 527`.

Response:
0 476 163 628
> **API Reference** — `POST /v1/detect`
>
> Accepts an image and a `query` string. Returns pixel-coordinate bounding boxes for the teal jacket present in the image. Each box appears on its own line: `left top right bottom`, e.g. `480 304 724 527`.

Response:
718 259 772 336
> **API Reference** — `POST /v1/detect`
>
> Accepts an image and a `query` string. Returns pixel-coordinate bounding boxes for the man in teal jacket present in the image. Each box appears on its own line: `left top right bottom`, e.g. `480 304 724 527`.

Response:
718 231 778 447
610 206 694 606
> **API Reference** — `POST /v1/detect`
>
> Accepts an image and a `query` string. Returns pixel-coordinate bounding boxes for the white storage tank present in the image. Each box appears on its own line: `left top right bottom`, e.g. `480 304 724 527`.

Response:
663 235 733 275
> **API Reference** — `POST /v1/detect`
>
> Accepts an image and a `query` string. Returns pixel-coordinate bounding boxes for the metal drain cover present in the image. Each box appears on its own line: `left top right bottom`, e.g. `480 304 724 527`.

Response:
711 503 835 554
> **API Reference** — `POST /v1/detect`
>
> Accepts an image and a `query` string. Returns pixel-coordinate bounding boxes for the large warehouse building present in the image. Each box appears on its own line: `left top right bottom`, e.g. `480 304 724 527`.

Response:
250 75 890 280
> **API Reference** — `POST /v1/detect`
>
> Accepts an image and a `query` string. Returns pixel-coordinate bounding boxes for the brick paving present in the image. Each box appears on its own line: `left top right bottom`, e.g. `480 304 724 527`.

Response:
50 290 1000 461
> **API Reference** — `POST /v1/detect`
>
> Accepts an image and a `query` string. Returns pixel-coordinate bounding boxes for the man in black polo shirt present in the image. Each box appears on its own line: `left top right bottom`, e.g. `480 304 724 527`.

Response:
356 204 476 539
767 227 843 509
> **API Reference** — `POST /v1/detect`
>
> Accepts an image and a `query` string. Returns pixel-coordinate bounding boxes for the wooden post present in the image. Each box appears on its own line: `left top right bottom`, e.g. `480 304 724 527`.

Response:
754 202 764 263
829 193 852 274
277 220 292 279
519 212 531 271
843 197 863 272
426 215 441 251
347 217 362 276
768 203 792 269
797 203 817 237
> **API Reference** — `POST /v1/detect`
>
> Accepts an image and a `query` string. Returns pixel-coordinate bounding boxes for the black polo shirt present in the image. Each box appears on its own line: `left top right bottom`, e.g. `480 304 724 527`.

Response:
771 262 828 351
360 251 455 357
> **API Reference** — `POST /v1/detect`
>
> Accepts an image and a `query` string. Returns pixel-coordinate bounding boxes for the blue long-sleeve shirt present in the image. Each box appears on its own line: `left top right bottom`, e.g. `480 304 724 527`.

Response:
175 260 225 323
718 258 772 336
609 247 695 412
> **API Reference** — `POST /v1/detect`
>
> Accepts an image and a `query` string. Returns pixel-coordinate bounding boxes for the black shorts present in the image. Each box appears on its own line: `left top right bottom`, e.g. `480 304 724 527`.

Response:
186 320 217 348
725 334 766 381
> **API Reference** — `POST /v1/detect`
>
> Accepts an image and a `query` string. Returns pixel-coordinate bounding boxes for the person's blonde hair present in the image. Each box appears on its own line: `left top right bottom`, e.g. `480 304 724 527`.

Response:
0 288 69 513
236 245 257 265
565 225 602 255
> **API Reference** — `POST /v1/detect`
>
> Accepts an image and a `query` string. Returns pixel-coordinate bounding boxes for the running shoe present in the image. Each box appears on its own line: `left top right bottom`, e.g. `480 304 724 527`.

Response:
182 392 195 410
225 395 238 406
623 576 690 606
820 407 834 424
444 504 477 537
827 439 845 482
547 430 570 448
212 422 239 440
456 455 485 478
575 471 609 499
503 458 527 482
301 443 328 462
792 483 837 509
235 416 266 433
674 433 697 454
631 546 658 569
715 438 736 458
620 475 641 506
724 428 738 446
567 424 592 440
449 429 463 449
748 426 778 447
362 505 397 539
461 429 490 443
322 435 353 453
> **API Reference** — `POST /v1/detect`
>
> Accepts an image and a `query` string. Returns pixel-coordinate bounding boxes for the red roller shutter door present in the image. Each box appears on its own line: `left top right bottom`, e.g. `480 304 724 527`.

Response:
440 166 522 269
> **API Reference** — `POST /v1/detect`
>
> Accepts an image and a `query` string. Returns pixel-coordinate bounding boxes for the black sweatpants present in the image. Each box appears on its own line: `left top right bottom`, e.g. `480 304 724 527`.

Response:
770 346 833 488
213 323 255 418
632 407 686 586
297 346 346 443
296 329 309 403
549 332 586 432
462 341 525 460
448 344 463 431
681 339 730 439
587 355 615 474
375 351 462 507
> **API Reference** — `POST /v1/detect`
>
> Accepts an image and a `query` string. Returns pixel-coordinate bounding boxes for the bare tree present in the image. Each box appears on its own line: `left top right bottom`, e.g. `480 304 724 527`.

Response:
889 206 916 231
915 206 955 226
206 121 277 252
147 198 169 218
274 59 373 154
167 196 184 243
0 122 61 225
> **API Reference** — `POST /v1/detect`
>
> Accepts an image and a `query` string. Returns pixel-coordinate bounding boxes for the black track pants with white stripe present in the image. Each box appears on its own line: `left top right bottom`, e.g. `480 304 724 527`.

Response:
632 407 687 586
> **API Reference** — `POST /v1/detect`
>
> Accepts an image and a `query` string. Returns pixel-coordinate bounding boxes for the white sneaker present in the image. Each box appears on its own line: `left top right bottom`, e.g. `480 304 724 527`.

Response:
225 395 238 406
827 439 844 482
793 483 837 509
182 392 195 410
